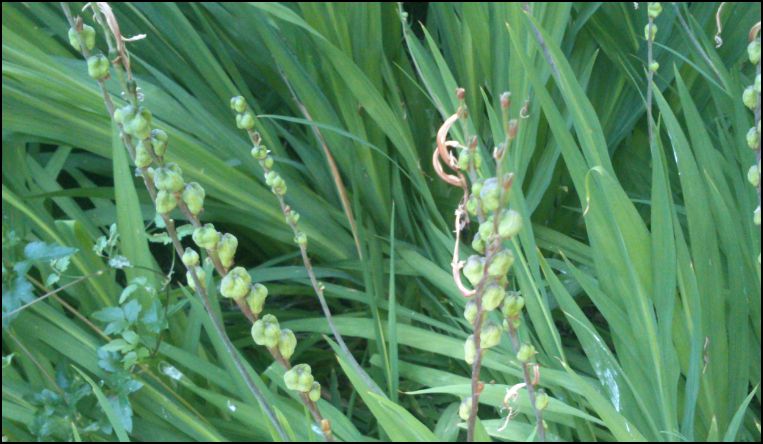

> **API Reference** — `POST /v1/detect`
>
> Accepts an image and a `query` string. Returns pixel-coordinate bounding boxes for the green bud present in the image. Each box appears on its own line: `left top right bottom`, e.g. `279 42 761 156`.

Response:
246 283 269 315
487 249 515 278
284 363 313 392
754 206 761 226
192 223 221 250
308 382 322 402
134 140 152 168
182 247 200 267
749 165 760 188
457 150 471 171
478 216 495 242
480 322 502 349
181 182 206 215
749 39 761 65
535 392 550 411
216 233 238 269
150 129 169 157
498 209 522 239
68 24 96 51
236 111 255 130
113 105 135 124
458 397 473 421
220 266 251 300
501 292 525 318
516 344 536 363
464 335 477 365
471 233 485 255
743 86 758 110
278 329 297 360
262 156 274 169
649 61 659 73
294 232 307 247
471 180 484 197
482 283 506 311
464 300 478 325
647 2 662 19
155 190 177 214
251 314 280 348
153 166 184 193
251 145 268 160
644 23 657 41
230 96 248 113
480 177 500 213
124 107 152 140
747 126 760 150
463 255 485 286
186 266 206 290
87 54 110 80
465 195 479 216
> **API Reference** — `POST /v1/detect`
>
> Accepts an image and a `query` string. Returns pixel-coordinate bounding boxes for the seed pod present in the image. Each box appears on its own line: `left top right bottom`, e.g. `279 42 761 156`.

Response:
265 171 279 186
463 255 486 286
271 176 287 196
186 266 206 290
150 129 169 157
153 166 184 193
134 140 152 168
749 165 761 187
649 61 659 72
251 145 268 160
465 195 479 216
216 233 238 269
286 211 300 226
87 54 110 80
124 107 152 140
464 335 477 365
747 126 760 150
182 247 200 267
155 190 177 214
482 283 506 311
308 382 322 402
68 24 96 51
251 314 280 348
246 283 269 315
458 397 473 421
284 363 314 392
754 206 761 226
471 233 486 255
749 39 761 65
535 391 550 411
647 2 662 19
236 111 255 130
743 86 758 110
488 249 515 278
480 322 502 349
220 266 251 300
755 74 761 94
501 292 525 318
480 177 500 212
113 105 134 124
181 182 206 215
457 150 471 171
644 23 657 41
294 232 307 247
278 329 297 360
498 209 522 239
230 96 248 113
471 180 484 197
478 216 495 242
464 300 478 325
192 223 221 250
516 344 537 363
263 156 274 169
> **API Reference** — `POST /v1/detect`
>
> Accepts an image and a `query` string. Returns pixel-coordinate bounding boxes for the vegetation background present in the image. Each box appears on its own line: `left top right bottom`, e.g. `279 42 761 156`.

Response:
2 2 761 442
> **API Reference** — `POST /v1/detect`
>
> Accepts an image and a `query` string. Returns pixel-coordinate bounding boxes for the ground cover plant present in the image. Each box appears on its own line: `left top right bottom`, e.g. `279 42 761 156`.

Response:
2 2 761 442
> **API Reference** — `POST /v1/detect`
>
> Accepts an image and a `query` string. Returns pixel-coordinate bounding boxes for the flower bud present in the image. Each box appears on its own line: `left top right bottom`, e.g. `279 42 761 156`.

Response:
471 233 485 255
464 300 478 325
87 54 110 80
458 397 473 421
644 23 657 41
488 249 515 278
516 344 536 363
246 283 268 315
134 140 152 168
749 39 761 65
236 111 255 130
478 216 495 242
150 129 169 157
647 2 662 19
284 363 313 392
649 61 659 72
743 86 758 110
535 392 550 411
501 292 525 318
294 232 307 247
68 24 96 51
124 107 152 140
480 322 501 349
251 145 268 160
182 247 200 267
482 283 506 311
463 255 485 286
154 166 184 193
464 335 477 365
747 126 760 150
749 165 760 187
498 209 522 239
230 96 247 113
192 223 221 250
155 190 177 214
186 266 206 290
181 182 206 215
278 329 297 360
216 233 238 269
220 266 251 300
251 314 280 348
308 382 322 402
480 177 500 212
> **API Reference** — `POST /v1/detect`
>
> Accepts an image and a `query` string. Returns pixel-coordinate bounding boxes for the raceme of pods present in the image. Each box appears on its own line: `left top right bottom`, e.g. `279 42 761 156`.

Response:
743 32 761 265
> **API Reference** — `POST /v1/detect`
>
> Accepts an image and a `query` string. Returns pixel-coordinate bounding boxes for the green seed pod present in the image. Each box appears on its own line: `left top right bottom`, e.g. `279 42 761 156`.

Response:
68 24 96 51
647 2 662 19
124 108 152 140
134 140 152 168
649 61 659 73
251 145 268 160
535 391 550 411
186 266 206 290
286 211 300 226
230 96 247 113
181 182 206 215
471 180 484 197
482 283 506 311
192 223 221 250
488 249 515 278
236 111 255 130
498 209 522 239
153 166 184 193
480 322 502 349
471 233 485 255
293 232 307 248
748 39 761 65
747 126 760 150
644 23 657 41
308 382 322 402
516 344 536 363
749 165 761 188
251 314 280 348
87 54 110 80
457 150 471 171
271 176 287 196
262 156 274 169
458 397 473 421
155 190 177 214
480 177 500 213
465 195 479 216
501 292 525 318
265 171 278 186
464 300 478 325
216 233 238 269
284 364 313 392
754 206 761 226
464 335 477 365
246 283 268 315
113 105 135 124
150 129 169 157
743 86 758 110
478 216 495 242
182 247 200 268
463 255 486 286
473 151 482 169
220 266 252 300
278 329 297 360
